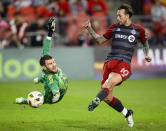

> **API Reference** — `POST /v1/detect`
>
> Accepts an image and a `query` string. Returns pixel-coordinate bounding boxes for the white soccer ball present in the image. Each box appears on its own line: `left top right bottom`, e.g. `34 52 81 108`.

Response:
27 91 44 108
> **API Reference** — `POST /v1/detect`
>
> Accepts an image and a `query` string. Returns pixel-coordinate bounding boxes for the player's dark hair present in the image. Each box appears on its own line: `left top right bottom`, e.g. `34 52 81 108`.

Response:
118 4 133 18
40 55 53 66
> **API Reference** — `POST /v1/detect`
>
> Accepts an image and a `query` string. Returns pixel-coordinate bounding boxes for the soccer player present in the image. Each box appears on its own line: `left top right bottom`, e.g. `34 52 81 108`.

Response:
16 18 68 104
83 4 152 127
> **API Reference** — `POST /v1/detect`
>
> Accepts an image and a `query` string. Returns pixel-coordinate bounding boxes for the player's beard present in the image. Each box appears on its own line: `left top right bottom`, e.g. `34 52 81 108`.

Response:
117 19 127 26
45 66 57 74
119 20 126 26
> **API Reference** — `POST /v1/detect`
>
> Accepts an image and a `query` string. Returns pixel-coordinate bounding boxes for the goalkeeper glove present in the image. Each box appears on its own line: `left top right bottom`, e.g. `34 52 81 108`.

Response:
47 17 56 37
33 77 39 83
52 91 60 103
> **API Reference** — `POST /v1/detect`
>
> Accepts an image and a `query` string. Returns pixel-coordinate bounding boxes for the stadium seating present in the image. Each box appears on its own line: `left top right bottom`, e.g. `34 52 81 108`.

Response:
67 13 90 45
20 6 36 23
7 6 18 19
144 2 154 15
36 5 47 17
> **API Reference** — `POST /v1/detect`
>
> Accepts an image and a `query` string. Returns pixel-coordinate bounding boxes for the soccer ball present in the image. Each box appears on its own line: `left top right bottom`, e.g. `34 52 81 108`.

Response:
27 91 44 108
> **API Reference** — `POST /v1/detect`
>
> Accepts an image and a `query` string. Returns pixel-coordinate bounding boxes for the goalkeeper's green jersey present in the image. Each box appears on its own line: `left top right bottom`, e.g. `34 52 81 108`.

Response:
37 37 68 103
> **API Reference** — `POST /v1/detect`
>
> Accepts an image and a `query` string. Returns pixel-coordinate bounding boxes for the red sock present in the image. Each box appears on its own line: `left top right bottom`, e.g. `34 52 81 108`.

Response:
107 97 124 112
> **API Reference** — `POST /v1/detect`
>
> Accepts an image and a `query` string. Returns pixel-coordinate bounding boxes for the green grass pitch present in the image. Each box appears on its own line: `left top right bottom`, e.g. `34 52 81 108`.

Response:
0 78 166 131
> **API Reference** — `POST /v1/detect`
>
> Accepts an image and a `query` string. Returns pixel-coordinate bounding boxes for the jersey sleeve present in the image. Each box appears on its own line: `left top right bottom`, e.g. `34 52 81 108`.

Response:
34 73 44 83
42 36 52 55
55 67 68 91
38 74 45 83
139 27 147 44
50 82 59 95
103 24 115 39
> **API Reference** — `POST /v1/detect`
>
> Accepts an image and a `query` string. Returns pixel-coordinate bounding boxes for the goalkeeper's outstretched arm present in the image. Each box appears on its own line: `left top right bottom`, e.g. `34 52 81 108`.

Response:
34 75 44 84
43 17 56 55
34 18 56 83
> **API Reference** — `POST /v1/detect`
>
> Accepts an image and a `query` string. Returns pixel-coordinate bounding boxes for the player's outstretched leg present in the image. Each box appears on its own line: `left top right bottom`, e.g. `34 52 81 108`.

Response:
88 88 109 111
125 109 134 127
16 97 25 104
88 97 100 111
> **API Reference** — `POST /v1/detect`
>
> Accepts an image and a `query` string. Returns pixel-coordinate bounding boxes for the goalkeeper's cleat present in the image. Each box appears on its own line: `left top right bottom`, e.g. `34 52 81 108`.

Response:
88 97 101 111
125 109 134 127
16 97 25 104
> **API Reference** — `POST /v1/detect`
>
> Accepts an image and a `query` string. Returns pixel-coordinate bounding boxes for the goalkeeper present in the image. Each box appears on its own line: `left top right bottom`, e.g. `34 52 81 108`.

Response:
16 18 68 104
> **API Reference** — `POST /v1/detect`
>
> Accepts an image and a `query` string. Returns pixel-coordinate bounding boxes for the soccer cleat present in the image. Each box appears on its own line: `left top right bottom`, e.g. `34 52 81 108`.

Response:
125 109 134 127
16 97 25 104
88 97 101 111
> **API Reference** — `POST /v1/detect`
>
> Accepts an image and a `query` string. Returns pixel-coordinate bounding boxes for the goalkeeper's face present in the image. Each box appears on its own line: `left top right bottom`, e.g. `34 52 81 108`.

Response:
43 58 57 73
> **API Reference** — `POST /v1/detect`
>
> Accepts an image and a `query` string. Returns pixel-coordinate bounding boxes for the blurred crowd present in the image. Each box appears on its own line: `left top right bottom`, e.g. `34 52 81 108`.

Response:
130 0 166 46
0 0 166 48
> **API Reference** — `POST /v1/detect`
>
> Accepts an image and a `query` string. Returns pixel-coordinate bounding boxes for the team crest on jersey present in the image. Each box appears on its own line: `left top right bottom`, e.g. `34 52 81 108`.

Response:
49 75 53 83
131 29 136 35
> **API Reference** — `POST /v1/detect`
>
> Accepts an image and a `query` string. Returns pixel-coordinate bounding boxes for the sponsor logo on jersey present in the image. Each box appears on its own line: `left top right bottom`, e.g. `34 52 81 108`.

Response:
115 34 135 43
115 34 127 39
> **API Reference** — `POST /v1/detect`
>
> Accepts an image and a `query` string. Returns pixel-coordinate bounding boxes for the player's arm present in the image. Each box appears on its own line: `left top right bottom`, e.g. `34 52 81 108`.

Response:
34 74 44 84
49 81 60 103
139 28 152 62
142 40 151 62
43 18 56 55
83 20 108 44
58 67 68 89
